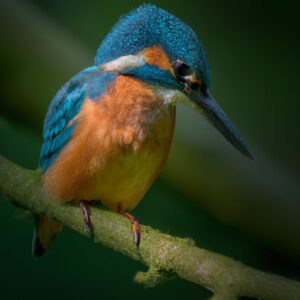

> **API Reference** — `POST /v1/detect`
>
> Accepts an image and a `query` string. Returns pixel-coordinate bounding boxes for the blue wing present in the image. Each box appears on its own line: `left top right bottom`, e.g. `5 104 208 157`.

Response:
39 66 116 171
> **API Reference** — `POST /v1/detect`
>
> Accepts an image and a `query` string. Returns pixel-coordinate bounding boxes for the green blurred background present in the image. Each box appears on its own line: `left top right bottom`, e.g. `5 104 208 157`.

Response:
0 0 299 299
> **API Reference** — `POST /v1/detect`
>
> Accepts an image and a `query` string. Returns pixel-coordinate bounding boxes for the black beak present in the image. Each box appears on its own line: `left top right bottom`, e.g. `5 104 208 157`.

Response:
189 89 253 159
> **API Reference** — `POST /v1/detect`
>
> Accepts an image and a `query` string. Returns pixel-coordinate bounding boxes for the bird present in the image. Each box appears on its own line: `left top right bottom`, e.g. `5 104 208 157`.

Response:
32 4 252 256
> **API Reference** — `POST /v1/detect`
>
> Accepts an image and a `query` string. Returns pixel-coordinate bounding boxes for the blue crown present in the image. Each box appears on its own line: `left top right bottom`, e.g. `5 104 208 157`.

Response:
95 4 210 86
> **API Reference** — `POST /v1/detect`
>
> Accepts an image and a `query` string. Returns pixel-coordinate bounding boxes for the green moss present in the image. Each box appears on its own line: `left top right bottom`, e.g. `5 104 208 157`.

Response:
1 154 300 299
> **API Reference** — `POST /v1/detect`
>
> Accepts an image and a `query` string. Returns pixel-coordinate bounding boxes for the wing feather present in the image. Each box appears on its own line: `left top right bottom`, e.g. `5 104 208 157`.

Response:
39 66 116 170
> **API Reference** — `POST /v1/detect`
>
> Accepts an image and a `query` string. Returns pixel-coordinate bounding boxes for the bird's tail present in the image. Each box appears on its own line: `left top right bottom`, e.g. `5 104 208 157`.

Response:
32 216 63 257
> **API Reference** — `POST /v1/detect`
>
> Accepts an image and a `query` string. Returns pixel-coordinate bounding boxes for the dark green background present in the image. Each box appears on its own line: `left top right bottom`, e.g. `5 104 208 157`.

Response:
0 0 299 299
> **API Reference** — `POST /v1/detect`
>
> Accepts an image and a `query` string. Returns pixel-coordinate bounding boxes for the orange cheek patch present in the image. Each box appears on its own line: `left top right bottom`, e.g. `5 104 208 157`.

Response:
140 46 172 71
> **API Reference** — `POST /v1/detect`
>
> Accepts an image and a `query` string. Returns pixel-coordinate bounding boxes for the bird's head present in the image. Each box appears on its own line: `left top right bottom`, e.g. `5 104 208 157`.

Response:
95 4 252 159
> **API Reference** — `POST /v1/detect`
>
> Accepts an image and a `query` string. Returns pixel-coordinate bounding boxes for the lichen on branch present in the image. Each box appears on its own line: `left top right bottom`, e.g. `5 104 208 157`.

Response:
0 154 299 300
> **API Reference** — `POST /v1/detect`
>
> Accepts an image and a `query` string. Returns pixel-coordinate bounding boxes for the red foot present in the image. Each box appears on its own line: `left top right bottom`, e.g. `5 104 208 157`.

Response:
124 212 141 247
80 200 93 237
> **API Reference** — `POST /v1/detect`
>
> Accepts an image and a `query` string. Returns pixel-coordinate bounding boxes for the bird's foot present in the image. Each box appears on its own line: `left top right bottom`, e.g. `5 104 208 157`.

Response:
123 212 140 248
80 200 94 238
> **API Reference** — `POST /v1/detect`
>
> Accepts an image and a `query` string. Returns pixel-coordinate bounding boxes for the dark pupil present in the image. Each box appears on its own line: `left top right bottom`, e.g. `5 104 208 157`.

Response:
175 63 192 77
172 60 203 92
172 60 193 78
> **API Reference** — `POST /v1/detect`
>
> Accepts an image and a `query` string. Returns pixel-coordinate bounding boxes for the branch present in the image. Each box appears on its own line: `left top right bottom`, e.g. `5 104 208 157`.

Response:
0 154 299 300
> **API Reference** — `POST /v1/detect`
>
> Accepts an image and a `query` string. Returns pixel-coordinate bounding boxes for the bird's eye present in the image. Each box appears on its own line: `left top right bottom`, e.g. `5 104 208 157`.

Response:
172 59 201 93
172 59 193 79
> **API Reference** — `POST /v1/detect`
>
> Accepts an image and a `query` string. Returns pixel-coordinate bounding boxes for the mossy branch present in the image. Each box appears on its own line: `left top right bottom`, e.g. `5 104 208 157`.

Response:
0 154 299 299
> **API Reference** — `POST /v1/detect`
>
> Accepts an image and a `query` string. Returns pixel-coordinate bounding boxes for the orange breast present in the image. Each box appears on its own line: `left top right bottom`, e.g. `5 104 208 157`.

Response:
43 75 175 212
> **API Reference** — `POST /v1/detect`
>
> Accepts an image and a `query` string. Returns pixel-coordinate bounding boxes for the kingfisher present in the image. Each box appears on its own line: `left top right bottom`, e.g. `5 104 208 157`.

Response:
32 4 252 256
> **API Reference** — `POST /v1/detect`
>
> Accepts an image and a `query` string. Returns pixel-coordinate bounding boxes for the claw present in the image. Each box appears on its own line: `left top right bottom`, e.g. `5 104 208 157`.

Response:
132 219 141 247
80 200 94 237
124 212 141 248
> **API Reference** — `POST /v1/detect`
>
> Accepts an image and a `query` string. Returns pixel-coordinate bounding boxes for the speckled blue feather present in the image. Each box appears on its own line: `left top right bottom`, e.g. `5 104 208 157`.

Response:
95 4 210 85
39 67 116 170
